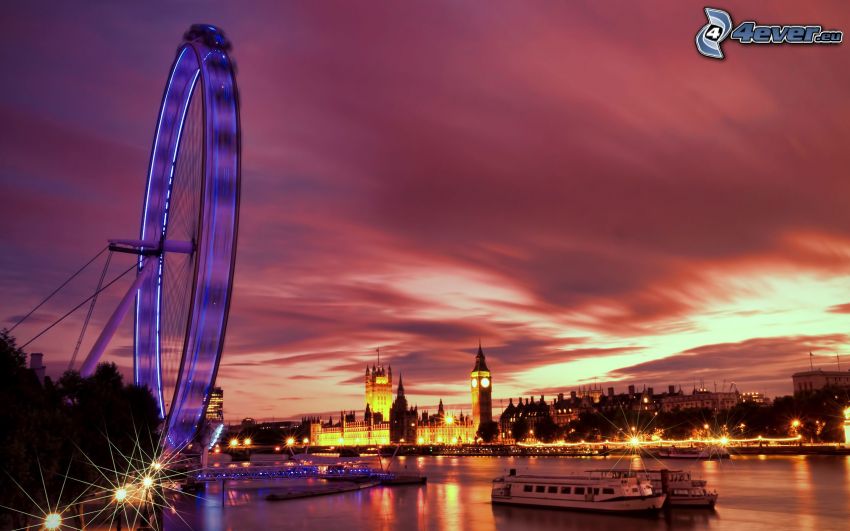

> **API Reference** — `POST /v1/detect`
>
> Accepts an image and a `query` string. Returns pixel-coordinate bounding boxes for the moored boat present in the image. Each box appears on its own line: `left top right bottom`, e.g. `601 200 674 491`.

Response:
380 474 427 486
593 469 718 508
491 469 665 513
655 445 730 460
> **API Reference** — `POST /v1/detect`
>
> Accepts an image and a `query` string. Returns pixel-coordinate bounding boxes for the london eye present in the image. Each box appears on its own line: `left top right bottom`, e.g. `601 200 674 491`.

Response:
73 24 240 452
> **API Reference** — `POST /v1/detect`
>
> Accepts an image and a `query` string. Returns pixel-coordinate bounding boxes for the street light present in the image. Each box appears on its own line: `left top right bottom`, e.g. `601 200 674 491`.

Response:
142 476 154 489
244 437 252 446
115 487 128 503
302 437 309 444
791 419 801 429
286 437 295 446
229 438 239 447
43 513 62 530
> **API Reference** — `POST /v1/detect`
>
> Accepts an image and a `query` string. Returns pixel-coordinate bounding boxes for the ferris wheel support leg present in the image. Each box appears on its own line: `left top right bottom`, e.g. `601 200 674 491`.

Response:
79 259 155 377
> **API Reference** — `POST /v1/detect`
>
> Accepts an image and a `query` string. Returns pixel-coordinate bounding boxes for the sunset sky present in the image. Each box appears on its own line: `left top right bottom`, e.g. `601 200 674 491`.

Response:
3 1 850 421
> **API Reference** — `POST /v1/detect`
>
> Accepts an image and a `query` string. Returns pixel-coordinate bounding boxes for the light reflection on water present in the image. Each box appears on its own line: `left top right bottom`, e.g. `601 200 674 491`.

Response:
166 455 850 530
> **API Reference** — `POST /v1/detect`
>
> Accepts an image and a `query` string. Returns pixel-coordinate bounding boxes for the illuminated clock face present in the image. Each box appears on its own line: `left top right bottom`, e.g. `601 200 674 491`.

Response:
481 377 490 388
471 378 478 388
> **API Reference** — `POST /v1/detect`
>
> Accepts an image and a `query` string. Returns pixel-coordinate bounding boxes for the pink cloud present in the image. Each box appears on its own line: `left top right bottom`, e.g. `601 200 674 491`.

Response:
3 1 850 418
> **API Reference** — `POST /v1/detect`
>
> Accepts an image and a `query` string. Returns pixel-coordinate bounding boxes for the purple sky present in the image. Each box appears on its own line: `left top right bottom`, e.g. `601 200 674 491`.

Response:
3 1 850 420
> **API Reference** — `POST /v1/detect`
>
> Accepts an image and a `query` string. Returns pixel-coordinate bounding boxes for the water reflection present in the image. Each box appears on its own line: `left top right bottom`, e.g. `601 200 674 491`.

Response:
164 455 849 530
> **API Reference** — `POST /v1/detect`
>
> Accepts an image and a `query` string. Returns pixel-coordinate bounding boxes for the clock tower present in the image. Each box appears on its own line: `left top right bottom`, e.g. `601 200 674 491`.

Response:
470 342 492 431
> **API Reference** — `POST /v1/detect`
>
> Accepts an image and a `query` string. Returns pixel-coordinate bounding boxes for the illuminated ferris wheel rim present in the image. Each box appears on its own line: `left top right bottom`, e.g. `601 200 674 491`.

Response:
132 25 239 451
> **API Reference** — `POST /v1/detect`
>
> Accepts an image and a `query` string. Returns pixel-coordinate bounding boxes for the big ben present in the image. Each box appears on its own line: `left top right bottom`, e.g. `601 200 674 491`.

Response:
470 342 492 431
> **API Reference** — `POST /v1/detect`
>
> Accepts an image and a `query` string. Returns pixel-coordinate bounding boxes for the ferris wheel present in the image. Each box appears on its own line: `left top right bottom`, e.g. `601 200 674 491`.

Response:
78 25 240 452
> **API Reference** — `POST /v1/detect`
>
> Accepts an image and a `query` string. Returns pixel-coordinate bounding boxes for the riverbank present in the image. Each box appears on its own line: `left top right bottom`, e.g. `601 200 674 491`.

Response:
224 442 850 460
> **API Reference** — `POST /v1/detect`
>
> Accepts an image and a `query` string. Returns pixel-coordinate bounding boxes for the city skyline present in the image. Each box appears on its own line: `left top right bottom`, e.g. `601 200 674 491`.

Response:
4 1 850 420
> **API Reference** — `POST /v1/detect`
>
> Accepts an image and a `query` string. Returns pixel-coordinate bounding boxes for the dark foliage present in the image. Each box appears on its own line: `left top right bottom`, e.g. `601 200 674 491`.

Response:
476 421 499 443
0 331 160 528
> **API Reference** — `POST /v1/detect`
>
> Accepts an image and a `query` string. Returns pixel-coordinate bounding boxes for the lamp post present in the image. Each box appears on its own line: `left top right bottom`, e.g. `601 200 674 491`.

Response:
843 407 850 448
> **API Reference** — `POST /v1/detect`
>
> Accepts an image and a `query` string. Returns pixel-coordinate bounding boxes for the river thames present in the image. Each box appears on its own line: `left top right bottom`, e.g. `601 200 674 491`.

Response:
165 455 850 530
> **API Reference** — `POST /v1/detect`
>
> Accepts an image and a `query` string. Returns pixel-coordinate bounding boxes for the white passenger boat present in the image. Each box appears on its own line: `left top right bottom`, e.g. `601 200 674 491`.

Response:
491 469 666 513
655 445 730 460
593 469 718 508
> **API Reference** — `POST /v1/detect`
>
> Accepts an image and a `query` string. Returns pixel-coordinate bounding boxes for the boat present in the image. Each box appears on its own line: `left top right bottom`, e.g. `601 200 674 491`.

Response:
658 470 717 508
379 474 427 486
266 480 377 501
592 469 717 508
655 445 730 460
491 469 665 513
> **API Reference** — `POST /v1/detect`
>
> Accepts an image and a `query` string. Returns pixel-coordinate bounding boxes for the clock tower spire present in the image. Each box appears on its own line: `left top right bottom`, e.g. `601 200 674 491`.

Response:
470 341 492 432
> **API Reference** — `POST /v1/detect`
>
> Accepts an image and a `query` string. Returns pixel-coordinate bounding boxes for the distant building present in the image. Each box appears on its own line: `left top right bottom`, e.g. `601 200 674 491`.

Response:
660 388 738 412
739 391 768 405
310 411 390 446
499 396 551 440
29 352 45 384
792 369 850 395
470 343 492 431
414 401 476 445
550 393 580 426
365 356 392 421
309 347 479 446
309 400 476 447
206 387 224 422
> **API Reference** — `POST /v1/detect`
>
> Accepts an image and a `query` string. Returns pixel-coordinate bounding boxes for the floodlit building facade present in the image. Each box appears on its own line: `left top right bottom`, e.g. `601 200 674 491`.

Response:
792 369 850 395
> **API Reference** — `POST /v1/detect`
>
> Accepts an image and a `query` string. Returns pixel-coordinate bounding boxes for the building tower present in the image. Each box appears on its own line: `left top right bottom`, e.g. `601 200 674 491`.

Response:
29 352 45 384
470 342 492 431
389 374 418 443
205 387 224 422
365 350 392 421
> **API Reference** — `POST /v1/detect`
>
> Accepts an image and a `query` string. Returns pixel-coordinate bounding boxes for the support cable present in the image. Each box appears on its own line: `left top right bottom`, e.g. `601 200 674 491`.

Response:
8 246 108 332
20 261 139 350
68 251 113 371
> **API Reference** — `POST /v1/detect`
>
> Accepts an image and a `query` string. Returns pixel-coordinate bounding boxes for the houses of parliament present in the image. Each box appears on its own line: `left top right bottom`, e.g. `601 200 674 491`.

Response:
309 344 493 446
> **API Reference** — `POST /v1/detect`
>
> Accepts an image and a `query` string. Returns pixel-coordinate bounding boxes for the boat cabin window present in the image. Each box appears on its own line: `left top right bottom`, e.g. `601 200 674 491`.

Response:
547 486 557 494
523 485 532 493
574 487 585 494
560 487 571 494
593 488 600 495
603 488 615 494
535 485 545 493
